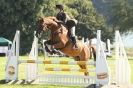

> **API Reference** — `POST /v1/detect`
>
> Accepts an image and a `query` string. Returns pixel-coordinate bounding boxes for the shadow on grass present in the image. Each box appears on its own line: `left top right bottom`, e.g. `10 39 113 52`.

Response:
0 79 36 84
86 84 102 88
0 79 6 84
0 79 24 84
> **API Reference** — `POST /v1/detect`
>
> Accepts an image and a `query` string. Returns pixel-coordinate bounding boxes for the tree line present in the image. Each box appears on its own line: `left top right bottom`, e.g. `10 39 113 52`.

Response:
0 0 132 54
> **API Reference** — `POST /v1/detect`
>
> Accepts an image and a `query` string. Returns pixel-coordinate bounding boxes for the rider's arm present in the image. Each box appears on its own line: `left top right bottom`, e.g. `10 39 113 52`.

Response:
54 19 65 25
62 12 67 23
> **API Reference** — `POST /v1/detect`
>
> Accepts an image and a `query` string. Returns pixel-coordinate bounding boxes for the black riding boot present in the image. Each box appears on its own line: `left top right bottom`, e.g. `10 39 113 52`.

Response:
71 36 78 49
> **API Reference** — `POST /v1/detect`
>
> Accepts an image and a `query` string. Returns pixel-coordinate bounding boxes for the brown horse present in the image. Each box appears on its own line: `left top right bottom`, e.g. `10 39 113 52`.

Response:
36 16 96 76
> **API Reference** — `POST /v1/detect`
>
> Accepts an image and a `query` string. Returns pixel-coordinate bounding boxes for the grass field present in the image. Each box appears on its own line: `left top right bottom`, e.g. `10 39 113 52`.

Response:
0 55 132 88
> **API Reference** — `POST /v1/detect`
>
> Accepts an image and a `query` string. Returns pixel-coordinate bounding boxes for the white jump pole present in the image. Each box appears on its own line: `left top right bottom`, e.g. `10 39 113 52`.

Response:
26 31 38 82
42 39 47 59
5 30 20 82
96 30 110 85
115 30 131 85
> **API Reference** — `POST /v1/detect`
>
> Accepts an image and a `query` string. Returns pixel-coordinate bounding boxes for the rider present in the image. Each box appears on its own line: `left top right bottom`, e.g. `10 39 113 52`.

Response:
55 4 78 48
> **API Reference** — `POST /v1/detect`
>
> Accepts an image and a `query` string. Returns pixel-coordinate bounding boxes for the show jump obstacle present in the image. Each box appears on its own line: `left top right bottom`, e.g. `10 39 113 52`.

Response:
5 30 109 86
115 30 131 85
5 30 131 86
5 31 20 82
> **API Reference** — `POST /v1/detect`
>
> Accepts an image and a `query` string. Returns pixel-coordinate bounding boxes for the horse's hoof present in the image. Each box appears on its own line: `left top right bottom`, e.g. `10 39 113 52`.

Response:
85 72 89 76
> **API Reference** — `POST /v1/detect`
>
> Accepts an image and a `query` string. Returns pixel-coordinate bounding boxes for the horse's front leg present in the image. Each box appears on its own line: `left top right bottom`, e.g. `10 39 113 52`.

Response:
44 40 53 54
52 41 66 49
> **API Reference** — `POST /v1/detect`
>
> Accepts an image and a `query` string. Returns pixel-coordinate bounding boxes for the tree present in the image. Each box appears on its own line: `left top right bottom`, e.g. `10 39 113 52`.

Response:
107 0 133 33
0 0 45 54
67 0 110 40
0 0 111 54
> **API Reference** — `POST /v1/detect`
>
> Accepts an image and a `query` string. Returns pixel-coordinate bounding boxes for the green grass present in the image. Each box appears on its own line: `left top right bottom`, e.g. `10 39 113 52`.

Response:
0 55 133 88
0 84 79 88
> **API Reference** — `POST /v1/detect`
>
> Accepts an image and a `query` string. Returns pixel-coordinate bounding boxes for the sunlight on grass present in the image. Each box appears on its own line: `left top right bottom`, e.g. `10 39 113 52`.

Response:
0 84 80 88
0 55 133 88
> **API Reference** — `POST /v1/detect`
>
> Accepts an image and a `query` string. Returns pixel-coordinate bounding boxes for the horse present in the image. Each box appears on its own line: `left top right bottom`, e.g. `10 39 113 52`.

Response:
35 16 96 76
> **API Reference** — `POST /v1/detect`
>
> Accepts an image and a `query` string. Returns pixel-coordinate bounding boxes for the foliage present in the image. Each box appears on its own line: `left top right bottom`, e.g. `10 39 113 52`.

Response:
1 0 131 54
67 0 109 39
108 0 133 33
0 0 44 54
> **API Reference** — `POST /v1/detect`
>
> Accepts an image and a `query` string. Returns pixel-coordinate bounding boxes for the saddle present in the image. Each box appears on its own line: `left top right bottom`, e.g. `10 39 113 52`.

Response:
55 19 77 29
65 19 77 29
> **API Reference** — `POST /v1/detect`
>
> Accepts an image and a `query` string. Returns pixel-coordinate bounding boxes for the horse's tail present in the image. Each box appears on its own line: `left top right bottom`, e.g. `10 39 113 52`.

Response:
89 40 96 61
90 46 96 61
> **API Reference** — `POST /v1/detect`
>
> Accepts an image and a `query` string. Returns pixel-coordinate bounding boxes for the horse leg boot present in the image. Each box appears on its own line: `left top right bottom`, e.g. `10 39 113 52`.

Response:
44 41 53 54
50 46 61 55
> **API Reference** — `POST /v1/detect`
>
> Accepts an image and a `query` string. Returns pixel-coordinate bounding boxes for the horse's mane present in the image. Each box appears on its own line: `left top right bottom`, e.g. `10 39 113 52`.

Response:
38 16 56 22
43 16 57 21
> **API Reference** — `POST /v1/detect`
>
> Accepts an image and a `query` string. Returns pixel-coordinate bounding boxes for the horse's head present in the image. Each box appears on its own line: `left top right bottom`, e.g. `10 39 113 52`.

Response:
35 16 58 38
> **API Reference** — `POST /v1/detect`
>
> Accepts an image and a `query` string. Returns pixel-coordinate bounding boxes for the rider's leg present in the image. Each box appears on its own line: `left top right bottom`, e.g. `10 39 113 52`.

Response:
65 19 78 48
70 26 78 48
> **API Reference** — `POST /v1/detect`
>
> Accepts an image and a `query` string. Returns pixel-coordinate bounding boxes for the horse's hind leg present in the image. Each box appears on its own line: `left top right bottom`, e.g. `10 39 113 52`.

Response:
78 46 90 76
79 64 90 83
74 56 89 76
78 56 89 76
79 64 89 76
91 46 96 61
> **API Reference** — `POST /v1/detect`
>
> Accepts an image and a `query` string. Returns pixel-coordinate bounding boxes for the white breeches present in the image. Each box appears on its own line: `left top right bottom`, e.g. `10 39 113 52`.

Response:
71 26 75 36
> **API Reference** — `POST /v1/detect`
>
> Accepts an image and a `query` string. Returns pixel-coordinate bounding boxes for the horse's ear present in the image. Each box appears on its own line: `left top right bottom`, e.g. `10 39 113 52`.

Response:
38 17 44 23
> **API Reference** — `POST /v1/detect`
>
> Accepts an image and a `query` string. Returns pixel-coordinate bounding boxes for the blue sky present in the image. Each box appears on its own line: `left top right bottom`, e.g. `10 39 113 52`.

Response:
122 33 133 48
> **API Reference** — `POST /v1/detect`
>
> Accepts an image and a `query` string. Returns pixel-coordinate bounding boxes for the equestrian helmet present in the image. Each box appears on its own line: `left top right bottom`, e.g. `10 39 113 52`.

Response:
56 4 64 10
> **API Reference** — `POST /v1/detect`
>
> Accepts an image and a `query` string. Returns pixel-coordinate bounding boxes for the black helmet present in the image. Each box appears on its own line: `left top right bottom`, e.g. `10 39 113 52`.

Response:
56 4 64 10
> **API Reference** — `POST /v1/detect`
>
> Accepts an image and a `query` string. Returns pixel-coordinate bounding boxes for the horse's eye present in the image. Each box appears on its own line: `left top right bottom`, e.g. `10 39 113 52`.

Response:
53 19 55 21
